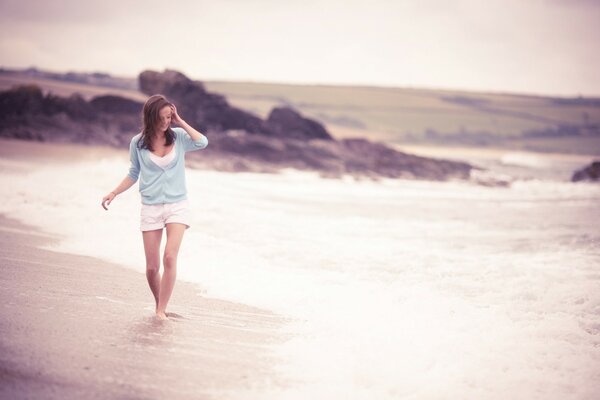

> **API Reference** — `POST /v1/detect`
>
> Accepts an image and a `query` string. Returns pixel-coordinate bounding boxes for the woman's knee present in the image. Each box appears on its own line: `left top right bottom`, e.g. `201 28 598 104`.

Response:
146 261 160 274
163 250 178 269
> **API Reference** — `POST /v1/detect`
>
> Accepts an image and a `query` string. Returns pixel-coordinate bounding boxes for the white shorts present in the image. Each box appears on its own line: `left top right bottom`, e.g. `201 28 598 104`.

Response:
140 199 192 232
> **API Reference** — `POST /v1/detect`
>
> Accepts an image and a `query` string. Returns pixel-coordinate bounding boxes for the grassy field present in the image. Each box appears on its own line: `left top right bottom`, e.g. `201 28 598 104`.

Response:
2 70 599 155
204 81 600 144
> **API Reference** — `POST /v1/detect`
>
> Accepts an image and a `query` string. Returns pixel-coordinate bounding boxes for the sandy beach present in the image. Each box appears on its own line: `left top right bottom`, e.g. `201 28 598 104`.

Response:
0 213 287 399
1 137 599 399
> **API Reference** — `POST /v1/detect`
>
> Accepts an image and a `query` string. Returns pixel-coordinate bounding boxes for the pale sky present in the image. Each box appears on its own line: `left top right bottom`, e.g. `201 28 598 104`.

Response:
1 0 599 96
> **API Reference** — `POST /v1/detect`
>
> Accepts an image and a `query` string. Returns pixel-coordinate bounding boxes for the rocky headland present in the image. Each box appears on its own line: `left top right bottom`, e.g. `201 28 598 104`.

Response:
0 69 480 182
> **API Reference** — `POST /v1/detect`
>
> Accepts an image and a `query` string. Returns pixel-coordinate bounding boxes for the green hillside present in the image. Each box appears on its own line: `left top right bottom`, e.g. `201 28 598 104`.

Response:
205 81 600 155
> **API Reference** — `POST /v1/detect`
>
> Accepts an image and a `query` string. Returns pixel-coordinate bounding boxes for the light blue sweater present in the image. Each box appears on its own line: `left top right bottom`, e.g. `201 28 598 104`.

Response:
127 127 208 205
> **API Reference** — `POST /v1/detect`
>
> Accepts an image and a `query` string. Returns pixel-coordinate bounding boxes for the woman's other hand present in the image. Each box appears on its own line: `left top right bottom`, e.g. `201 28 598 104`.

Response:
101 192 116 210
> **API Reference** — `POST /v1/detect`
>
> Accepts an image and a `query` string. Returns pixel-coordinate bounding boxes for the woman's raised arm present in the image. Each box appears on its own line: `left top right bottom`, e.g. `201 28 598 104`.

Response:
170 105 207 142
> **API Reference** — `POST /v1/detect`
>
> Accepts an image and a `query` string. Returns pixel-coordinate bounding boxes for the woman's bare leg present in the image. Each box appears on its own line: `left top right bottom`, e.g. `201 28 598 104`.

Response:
142 228 163 312
156 223 186 319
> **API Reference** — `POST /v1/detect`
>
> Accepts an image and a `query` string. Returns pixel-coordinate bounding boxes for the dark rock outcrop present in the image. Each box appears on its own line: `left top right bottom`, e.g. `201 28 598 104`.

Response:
338 138 470 178
185 130 472 181
139 70 207 97
0 85 138 146
90 95 143 114
139 69 265 134
139 69 333 141
0 85 95 121
572 161 600 182
264 107 332 141
0 75 476 182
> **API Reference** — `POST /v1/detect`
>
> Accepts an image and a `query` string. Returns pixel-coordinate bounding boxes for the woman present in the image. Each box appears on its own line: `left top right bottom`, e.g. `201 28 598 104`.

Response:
101 94 208 320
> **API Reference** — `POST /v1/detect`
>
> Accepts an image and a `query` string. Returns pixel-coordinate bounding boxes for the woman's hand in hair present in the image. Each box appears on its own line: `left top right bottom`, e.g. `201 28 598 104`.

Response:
170 104 185 126
170 104 206 142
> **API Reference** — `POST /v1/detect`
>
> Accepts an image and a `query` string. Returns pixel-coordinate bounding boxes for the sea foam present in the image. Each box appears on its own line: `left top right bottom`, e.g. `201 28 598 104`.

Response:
0 151 599 399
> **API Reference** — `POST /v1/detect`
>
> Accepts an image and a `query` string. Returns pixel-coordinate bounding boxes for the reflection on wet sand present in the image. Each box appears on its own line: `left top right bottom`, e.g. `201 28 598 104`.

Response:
128 316 175 348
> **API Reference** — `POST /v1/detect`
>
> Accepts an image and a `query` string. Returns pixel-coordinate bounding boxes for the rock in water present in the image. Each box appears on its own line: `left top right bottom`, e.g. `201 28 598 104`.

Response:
572 161 600 182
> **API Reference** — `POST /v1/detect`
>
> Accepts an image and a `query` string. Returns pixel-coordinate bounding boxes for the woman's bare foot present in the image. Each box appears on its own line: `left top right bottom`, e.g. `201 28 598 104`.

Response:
155 311 168 320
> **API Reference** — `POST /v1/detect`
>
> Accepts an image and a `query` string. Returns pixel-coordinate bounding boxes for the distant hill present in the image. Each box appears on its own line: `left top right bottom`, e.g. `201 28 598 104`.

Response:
2 67 599 155
0 68 145 102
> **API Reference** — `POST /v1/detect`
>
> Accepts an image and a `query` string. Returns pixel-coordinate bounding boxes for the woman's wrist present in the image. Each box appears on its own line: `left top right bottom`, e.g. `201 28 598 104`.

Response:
110 191 117 197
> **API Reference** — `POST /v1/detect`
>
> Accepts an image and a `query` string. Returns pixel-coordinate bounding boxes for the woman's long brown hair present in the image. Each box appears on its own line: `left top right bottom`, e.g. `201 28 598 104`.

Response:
138 94 175 151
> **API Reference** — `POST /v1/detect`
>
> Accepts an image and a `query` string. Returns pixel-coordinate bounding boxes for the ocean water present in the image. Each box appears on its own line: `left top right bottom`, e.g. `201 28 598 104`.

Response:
0 148 599 399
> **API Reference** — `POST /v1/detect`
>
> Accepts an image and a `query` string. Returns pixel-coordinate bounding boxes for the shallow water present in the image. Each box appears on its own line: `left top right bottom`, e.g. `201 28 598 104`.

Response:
0 148 599 399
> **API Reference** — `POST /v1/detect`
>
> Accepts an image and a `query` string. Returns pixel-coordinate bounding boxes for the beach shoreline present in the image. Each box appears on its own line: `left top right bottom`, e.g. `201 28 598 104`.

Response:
0 213 289 399
1 135 599 399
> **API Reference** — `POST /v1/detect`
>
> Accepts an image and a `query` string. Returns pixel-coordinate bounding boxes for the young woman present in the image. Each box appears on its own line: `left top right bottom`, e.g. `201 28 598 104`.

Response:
101 94 208 320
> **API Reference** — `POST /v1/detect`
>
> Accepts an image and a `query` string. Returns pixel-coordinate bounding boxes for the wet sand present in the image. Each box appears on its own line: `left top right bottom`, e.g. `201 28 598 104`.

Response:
0 214 288 399
0 137 126 164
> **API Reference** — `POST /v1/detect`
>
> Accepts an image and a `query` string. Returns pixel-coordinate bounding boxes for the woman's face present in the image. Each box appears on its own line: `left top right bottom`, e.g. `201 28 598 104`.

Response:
157 105 172 132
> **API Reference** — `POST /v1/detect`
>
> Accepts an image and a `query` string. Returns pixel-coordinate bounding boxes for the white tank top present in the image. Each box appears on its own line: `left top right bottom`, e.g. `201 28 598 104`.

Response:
149 146 177 168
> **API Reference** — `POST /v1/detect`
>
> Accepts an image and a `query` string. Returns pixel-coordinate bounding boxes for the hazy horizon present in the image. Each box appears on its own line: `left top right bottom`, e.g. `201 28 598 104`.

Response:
1 0 599 97
6 63 600 100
